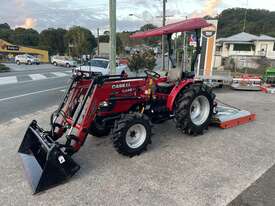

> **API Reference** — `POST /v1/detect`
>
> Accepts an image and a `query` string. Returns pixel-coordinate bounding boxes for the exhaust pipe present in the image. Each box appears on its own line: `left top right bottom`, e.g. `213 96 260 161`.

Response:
18 120 80 194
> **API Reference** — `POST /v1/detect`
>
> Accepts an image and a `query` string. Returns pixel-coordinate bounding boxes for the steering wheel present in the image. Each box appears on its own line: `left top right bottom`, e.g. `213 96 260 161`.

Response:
144 70 161 79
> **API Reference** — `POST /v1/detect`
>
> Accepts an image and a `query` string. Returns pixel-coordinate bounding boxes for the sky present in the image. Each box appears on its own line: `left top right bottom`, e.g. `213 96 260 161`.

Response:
0 0 275 34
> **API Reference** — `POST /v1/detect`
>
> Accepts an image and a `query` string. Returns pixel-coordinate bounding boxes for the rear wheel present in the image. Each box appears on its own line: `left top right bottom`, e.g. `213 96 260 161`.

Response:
27 60 32 65
53 62 57 66
66 63 70 68
174 84 215 135
112 113 152 157
16 60 20 65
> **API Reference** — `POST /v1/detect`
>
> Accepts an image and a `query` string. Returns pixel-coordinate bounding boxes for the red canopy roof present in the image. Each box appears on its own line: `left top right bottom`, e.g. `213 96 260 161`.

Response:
130 18 211 39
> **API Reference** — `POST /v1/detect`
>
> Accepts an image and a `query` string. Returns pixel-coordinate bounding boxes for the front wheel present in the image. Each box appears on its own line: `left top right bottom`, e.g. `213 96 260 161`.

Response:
89 121 111 138
112 113 152 157
174 84 215 135
16 60 20 65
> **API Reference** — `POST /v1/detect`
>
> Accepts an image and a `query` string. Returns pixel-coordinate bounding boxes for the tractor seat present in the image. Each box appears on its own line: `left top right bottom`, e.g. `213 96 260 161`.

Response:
156 69 181 93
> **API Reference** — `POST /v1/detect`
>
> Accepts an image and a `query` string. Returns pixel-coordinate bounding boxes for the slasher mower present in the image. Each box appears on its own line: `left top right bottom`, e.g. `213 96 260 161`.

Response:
18 18 256 194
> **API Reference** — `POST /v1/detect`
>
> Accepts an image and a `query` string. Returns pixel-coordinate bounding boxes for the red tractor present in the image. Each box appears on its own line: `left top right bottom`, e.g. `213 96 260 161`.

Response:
19 18 217 193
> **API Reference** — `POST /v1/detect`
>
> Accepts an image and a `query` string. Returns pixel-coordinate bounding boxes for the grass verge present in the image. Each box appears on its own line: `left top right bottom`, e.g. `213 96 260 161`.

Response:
0 63 10 73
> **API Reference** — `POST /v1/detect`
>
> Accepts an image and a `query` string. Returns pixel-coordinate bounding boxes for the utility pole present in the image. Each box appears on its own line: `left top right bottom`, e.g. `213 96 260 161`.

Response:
162 0 166 71
97 28 100 56
109 0 116 74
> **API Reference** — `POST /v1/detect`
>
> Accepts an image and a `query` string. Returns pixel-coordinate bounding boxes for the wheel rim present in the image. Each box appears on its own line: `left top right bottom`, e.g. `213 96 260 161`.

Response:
190 95 210 126
126 124 147 149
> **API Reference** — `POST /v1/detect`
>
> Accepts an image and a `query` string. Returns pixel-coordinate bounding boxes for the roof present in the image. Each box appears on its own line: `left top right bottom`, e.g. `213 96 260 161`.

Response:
217 32 275 43
256 35 275 41
0 39 12 46
217 32 258 43
130 18 211 39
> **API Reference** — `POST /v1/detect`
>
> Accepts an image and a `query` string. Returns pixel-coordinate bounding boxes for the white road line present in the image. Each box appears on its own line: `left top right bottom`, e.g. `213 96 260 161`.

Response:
51 72 69 77
0 76 18 85
0 86 66 102
29 74 47 80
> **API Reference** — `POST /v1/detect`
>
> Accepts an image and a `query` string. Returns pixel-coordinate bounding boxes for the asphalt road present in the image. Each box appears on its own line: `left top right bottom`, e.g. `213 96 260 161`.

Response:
0 64 71 123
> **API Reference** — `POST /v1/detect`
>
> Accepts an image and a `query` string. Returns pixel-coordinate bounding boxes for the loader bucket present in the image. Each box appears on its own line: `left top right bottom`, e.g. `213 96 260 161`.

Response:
18 121 80 194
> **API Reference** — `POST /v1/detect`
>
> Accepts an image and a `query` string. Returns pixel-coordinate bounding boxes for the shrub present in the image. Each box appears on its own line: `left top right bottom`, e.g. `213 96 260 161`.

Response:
127 50 156 73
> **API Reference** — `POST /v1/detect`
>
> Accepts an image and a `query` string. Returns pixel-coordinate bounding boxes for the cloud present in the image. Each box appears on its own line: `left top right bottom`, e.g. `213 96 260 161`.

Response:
18 18 37 28
0 0 275 32
15 0 24 8
192 0 222 17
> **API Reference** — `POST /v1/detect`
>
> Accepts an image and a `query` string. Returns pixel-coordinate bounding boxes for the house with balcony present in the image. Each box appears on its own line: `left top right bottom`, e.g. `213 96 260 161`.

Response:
214 32 275 69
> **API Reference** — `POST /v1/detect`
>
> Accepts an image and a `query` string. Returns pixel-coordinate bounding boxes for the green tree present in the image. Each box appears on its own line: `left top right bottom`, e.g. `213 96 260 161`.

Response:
0 23 10 30
9 28 40 46
0 23 12 42
139 24 159 47
39 28 67 55
65 26 97 57
140 24 157 32
217 8 275 38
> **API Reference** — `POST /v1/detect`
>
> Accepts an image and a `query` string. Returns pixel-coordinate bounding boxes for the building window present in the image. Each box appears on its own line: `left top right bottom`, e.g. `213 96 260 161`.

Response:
273 43 275 51
233 44 254 51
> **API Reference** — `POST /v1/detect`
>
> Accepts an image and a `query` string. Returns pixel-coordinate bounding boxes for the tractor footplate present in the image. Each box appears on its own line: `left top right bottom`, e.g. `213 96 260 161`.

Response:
18 120 80 194
212 106 256 129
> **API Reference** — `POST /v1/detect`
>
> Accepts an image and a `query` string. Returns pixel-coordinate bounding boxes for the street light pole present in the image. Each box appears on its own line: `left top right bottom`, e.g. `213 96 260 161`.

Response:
162 0 166 71
109 0 116 74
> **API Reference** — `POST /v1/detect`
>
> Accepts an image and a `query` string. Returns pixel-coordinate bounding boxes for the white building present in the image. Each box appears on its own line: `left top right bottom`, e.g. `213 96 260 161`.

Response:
215 32 275 69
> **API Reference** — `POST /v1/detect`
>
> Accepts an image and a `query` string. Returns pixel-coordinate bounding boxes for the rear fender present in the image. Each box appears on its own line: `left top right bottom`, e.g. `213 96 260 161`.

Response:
167 80 193 112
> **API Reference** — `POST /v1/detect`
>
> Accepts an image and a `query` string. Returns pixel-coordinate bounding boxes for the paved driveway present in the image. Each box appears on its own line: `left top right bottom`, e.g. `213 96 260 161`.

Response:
0 90 275 206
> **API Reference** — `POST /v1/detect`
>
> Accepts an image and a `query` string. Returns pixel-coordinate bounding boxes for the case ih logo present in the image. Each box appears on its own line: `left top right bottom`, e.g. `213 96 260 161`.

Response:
112 83 131 89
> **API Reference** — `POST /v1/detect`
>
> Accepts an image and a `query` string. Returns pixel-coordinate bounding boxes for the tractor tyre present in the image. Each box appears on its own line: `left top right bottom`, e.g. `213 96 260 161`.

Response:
112 113 152 157
174 83 215 135
89 122 111 138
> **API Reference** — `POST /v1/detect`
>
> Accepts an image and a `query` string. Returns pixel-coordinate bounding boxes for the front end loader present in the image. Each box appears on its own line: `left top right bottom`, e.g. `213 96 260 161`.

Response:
18 18 256 194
